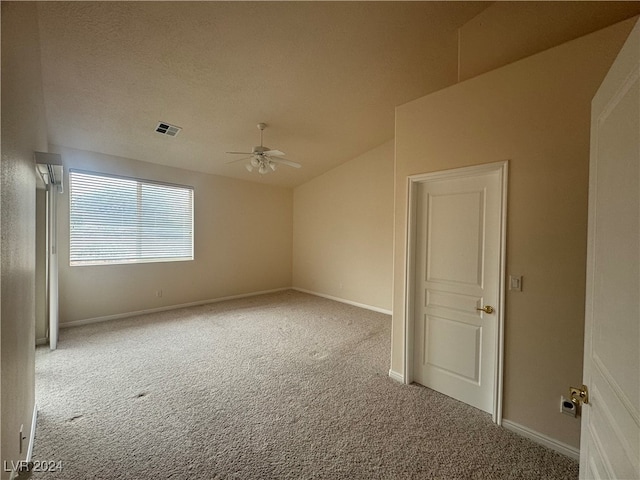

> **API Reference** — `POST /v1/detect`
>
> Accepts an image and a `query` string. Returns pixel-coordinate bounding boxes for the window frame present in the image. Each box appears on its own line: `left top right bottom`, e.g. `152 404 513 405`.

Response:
68 169 195 267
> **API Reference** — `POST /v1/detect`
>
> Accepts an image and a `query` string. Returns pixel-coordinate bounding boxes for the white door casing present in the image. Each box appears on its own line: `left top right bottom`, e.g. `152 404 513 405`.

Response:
405 161 507 421
48 185 59 350
580 19 639 479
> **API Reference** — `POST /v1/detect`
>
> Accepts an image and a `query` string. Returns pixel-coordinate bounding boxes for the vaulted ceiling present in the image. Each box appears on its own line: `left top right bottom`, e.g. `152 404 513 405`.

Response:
35 2 640 187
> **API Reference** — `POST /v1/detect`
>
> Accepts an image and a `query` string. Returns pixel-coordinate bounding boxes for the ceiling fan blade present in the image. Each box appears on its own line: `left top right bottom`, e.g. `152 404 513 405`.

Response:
264 149 285 157
269 158 302 169
225 156 252 164
226 151 254 155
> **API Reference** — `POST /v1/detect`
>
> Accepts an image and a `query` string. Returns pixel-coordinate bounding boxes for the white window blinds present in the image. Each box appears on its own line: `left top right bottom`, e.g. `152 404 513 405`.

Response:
69 170 194 266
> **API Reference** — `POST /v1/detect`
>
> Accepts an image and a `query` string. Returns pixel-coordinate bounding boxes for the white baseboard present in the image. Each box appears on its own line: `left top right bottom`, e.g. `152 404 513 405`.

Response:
501 419 579 461
59 287 292 329
388 369 405 383
292 288 392 315
7 405 38 480
27 404 38 462
35 337 47 346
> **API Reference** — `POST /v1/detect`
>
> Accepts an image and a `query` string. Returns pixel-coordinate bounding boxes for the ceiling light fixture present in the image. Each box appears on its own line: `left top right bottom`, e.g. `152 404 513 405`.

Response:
226 123 302 175
245 156 278 174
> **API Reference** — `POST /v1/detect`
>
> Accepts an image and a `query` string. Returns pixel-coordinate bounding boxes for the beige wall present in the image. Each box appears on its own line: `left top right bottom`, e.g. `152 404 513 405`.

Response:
55 147 293 324
293 141 394 312
392 19 636 448
1 2 49 476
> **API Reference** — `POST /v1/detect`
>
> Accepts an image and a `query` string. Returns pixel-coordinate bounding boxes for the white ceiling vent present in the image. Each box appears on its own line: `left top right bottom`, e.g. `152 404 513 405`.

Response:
155 122 181 137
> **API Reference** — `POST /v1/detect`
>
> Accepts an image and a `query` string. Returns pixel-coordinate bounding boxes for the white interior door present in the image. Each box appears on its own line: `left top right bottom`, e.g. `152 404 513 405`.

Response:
580 19 639 479
35 153 63 350
412 163 505 414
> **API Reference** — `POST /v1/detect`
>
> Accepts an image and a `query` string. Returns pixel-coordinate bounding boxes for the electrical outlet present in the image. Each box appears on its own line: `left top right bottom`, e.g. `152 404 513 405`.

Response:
560 396 577 417
156 290 162 298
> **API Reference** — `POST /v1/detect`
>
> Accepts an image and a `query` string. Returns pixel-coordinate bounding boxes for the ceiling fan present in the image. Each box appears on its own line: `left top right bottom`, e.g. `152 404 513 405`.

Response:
226 123 301 174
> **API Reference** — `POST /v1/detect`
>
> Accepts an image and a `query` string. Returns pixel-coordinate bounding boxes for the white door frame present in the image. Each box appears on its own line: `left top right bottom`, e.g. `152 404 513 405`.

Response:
403 160 508 424
48 186 59 350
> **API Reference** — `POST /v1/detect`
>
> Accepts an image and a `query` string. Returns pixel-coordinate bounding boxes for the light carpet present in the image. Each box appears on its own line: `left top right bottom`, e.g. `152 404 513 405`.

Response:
29 290 578 479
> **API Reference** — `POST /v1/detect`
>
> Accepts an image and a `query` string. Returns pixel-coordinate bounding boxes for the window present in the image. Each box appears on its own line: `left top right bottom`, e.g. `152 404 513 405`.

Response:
69 170 194 266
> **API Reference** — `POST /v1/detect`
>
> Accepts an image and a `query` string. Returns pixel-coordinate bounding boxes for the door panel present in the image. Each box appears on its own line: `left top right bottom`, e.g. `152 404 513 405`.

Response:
427 315 480 382
414 169 502 413
580 18 639 480
427 191 484 285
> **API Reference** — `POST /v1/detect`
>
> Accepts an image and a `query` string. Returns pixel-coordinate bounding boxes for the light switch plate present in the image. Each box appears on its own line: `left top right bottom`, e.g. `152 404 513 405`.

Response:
509 275 523 291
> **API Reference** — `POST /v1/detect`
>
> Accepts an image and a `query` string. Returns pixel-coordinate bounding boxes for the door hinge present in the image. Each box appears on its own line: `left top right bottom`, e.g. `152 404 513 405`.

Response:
570 384 589 406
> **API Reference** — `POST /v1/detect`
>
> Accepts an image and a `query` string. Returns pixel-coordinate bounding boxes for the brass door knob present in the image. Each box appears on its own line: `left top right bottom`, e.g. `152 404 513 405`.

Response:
476 305 495 314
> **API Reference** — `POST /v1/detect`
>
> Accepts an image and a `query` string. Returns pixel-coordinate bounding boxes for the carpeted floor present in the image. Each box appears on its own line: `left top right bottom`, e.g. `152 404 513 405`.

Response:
29 290 578 479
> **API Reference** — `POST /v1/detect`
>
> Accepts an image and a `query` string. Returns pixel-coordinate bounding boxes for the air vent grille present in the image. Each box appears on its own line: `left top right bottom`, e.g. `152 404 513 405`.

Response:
155 122 181 137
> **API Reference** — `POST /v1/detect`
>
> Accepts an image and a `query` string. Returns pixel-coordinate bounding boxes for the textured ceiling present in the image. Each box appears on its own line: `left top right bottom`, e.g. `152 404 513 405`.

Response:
35 2 639 188
36 1 490 187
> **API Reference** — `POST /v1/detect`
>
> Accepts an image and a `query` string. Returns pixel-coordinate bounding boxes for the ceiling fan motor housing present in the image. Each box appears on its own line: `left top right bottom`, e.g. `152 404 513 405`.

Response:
227 122 301 173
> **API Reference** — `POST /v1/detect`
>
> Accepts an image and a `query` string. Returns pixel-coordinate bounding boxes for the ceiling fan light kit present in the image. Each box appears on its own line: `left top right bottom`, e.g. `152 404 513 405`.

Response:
226 123 301 175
